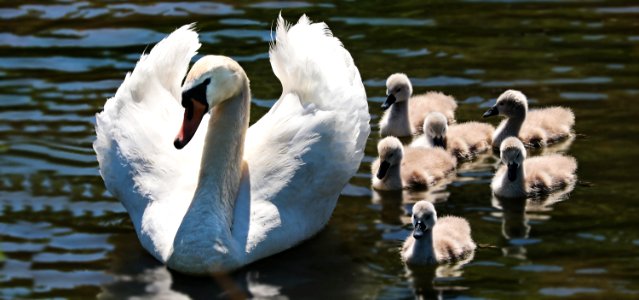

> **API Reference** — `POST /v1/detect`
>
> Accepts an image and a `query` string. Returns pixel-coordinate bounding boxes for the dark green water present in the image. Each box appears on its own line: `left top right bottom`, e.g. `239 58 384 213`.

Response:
1 1 638 299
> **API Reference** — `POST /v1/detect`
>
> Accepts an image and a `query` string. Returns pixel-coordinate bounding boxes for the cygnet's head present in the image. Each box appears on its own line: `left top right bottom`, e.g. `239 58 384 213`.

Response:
376 136 404 179
423 112 448 148
499 137 527 182
483 89 528 119
411 200 438 240
175 55 247 149
381 73 413 110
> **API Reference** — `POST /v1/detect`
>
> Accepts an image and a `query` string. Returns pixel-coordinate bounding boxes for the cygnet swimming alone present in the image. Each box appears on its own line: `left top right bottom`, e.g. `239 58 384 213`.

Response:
402 201 476 265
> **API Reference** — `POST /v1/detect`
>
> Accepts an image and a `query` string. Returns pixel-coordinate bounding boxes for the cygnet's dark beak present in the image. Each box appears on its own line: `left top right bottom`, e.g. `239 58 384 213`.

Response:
413 220 427 240
433 136 446 148
381 94 396 110
507 162 519 182
376 161 391 179
483 105 499 118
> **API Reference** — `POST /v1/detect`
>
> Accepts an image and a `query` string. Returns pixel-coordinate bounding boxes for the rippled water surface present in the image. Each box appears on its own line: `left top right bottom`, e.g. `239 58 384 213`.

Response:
1 1 638 299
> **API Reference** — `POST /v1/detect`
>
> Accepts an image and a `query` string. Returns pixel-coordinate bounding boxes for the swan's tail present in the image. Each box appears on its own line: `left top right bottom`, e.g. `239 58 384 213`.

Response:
269 14 370 167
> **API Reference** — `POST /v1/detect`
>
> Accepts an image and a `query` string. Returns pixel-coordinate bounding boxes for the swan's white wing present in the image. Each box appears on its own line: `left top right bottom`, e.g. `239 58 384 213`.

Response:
93 25 206 260
239 15 370 259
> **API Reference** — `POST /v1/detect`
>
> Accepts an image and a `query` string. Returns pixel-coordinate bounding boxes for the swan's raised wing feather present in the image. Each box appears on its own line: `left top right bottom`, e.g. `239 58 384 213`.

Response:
240 15 370 257
94 25 207 259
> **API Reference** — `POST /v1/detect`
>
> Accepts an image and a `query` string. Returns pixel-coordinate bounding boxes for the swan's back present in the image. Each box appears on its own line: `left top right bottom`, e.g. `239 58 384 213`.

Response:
525 154 577 195
520 107 574 146
239 15 370 260
447 122 495 159
433 216 476 262
402 147 456 189
410 91 457 134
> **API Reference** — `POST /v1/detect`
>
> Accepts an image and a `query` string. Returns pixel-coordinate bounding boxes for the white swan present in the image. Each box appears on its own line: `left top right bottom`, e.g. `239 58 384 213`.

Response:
93 15 370 274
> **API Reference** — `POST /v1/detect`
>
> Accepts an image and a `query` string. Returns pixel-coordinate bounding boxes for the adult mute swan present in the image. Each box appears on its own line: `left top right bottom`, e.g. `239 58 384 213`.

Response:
93 15 370 274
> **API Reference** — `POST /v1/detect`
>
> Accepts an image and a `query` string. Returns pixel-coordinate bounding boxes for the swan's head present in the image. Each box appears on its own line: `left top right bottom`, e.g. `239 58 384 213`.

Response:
411 200 437 240
376 136 404 179
175 55 247 149
381 73 413 110
483 89 528 119
423 112 448 148
500 137 526 181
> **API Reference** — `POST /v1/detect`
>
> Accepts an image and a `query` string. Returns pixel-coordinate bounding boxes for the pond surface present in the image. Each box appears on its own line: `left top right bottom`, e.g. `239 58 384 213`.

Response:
1 0 638 299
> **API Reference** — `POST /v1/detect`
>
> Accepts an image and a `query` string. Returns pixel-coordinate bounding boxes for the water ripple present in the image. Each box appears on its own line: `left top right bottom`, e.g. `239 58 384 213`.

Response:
330 17 435 27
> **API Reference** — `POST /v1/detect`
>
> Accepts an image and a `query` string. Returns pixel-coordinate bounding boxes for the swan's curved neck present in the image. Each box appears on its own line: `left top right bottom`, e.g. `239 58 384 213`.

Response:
505 163 526 197
494 113 525 148
504 115 524 135
411 230 436 263
194 77 250 227
391 101 410 126
386 164 403 189
382 101 412 136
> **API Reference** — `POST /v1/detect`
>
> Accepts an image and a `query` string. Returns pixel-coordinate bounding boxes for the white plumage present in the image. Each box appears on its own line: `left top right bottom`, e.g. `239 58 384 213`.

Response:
94 15 370 274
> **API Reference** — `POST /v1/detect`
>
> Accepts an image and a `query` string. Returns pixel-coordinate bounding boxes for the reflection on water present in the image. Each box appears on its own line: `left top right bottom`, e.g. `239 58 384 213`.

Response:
1 0 638 299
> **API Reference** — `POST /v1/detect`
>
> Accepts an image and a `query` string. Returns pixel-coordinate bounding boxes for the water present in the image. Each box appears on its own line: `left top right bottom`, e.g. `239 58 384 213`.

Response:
1 1 638 299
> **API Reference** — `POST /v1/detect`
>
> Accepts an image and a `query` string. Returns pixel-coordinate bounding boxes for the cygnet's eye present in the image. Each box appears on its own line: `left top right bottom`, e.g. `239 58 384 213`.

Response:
499 102 504 106
395 88 401 93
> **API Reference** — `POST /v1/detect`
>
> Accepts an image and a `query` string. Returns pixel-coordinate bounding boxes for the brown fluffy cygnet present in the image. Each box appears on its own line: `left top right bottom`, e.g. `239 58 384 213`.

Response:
483 89 574 149
372 137 456 191
491 137 577 198
402 201 476 265
379 73 457 137
412 112 495 160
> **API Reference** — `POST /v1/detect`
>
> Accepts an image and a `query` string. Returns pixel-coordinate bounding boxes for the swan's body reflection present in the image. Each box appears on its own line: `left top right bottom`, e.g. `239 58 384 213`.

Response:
98 227 366 299
491 181 576 259
372 190 473 299
404 252 475 300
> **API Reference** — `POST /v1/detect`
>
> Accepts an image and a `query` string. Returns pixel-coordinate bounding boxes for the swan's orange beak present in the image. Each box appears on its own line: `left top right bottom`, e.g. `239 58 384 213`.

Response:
174 99 207 149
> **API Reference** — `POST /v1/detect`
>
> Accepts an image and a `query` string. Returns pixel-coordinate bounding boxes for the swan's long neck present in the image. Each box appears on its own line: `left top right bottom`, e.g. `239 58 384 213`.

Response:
388 101 411 135
195 77 250 227
411 230 436 264
386 164 403 189
503 163 526 198
495 113 525 147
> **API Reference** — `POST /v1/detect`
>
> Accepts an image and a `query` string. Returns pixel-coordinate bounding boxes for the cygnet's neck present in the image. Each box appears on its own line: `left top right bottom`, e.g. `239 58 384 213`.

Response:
387 101 411 135
194 78 251 227
384 163 403 189
495 112 526 148
410 229 436 264
505 163 527 198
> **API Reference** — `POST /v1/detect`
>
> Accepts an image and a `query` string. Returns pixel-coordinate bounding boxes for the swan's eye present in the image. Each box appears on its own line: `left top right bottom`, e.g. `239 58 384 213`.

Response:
499 102 504 106
395 88 401 93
